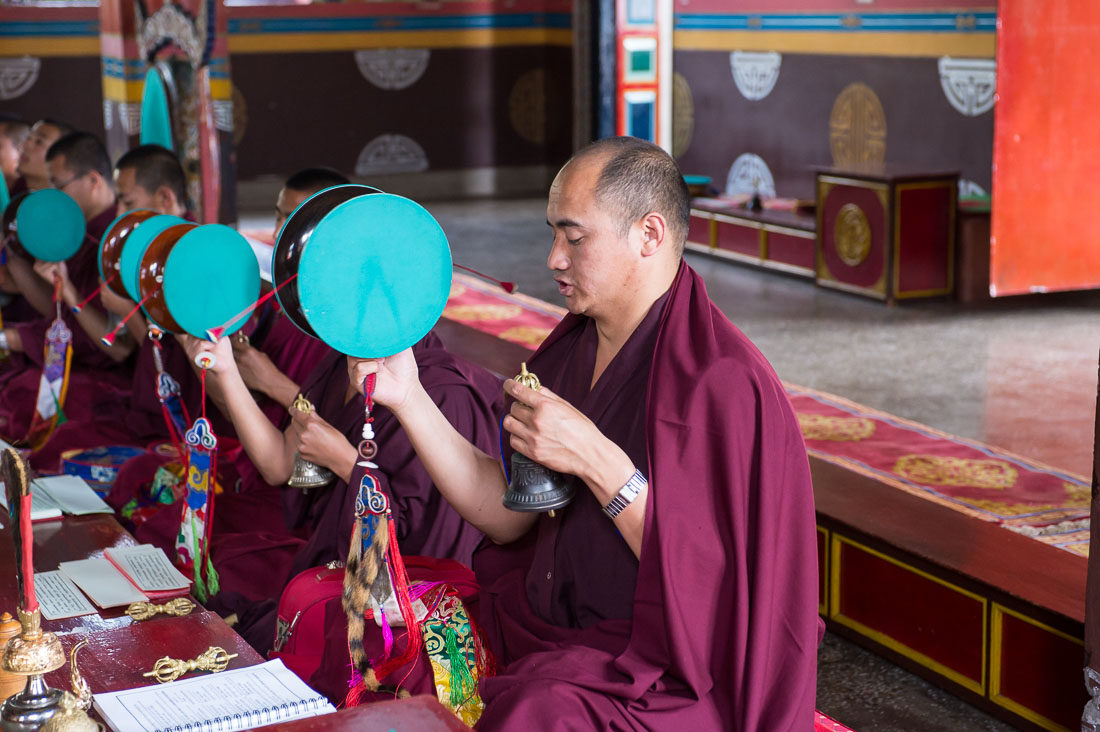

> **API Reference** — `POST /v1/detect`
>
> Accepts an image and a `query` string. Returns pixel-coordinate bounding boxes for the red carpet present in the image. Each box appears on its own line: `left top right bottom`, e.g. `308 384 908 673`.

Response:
444 274 1091 557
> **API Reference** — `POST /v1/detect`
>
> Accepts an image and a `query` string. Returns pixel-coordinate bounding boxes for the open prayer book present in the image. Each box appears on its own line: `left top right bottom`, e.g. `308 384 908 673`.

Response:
93 659 336 732
0 474 113 521
58 544 190 608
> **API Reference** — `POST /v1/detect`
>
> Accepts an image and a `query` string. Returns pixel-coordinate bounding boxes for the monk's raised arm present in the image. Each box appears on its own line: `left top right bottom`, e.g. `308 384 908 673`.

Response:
350 350 537 544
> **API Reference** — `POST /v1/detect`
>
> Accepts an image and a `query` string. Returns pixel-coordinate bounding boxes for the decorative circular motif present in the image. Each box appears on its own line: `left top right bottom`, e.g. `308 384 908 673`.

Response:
354 49 431 90
893 454 1019 490
509 68 548 145
797 413 875 442
729 51 782 101
355 134 429 176
442 304 523 322
833 203 872 267
672 72 694 158
829 82 887 167
725 153 775 197
0 56 40 101
937 57 996 117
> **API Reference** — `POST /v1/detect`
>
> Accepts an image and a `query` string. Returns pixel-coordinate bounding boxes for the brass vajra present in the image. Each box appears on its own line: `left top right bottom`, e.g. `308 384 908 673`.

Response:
142 647 238 684
291 393 314 414
125 598 196 622
513 362 541 391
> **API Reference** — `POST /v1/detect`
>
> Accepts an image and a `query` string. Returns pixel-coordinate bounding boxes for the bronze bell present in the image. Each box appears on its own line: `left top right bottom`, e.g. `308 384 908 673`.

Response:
501 364 575 514
287 394 335 490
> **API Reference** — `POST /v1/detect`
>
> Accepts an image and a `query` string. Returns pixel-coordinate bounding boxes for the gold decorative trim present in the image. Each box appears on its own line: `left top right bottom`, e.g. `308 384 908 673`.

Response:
989 603 1080 732
829 534 987 695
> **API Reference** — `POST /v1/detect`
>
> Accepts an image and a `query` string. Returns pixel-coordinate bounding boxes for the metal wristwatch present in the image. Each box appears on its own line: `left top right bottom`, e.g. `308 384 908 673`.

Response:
603 469 647 519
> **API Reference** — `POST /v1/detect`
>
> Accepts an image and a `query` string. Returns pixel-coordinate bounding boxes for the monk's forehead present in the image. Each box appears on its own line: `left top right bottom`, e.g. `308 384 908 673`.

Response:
549 154 608 216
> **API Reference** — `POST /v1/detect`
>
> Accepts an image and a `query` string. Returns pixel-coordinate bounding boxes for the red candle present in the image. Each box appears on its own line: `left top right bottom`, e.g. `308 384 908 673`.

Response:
19 494 36 614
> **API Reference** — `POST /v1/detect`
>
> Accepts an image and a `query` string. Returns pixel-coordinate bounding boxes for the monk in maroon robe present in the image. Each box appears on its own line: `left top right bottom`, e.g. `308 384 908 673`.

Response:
350 138 820 730
0 132 129 441
185 331 501 659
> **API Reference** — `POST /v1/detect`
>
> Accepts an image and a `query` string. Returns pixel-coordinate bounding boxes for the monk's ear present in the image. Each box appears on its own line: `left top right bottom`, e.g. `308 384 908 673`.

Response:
638 211 667 258
154 185 176 214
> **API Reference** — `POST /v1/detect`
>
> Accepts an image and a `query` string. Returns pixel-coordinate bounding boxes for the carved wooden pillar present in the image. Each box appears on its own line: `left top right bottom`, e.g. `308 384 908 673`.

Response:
99 0 236 223
611 0 671 150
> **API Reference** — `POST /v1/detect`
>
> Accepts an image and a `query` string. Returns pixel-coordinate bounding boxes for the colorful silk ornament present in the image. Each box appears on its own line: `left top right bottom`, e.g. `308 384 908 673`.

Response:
148 328 192 460
175 360 219 603
25 281 72 449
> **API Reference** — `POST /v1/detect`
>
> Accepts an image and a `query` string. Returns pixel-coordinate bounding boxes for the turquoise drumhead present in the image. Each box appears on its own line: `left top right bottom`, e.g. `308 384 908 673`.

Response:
163 224 261 339
14 189 85 262
120 214 185 301
298 193 451 358
140 67 174 151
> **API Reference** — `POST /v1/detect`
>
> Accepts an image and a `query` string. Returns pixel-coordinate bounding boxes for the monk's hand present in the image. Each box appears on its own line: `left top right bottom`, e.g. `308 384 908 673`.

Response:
346 347 419 413
32 260 77 306
291 408 356 479
234 342 277 391
179 334 234 377
503 380 608 479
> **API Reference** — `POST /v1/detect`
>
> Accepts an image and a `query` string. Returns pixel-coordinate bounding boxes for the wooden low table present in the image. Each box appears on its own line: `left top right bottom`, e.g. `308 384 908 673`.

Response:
687 200 817 278
0 513 465 731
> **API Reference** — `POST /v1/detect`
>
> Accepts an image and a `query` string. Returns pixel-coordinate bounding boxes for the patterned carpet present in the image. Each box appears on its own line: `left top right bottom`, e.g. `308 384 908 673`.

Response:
444 273 1091 557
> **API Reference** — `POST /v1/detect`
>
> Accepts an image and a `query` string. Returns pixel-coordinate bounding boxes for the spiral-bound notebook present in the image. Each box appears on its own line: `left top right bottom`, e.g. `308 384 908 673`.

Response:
92 659 335 732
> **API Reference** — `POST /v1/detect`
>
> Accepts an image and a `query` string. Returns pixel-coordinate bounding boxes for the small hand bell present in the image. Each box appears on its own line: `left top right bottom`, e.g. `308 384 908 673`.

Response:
501 363 575 514
288 394 334 489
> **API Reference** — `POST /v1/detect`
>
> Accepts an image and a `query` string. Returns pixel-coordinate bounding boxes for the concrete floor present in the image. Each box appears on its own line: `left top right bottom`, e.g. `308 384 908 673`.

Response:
245 196 1099 730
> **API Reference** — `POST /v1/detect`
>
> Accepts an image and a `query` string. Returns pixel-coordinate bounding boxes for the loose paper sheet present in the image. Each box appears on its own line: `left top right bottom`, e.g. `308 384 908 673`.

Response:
59 558 147 608
33 475 112 515
0 483 63 521
35 571 97 620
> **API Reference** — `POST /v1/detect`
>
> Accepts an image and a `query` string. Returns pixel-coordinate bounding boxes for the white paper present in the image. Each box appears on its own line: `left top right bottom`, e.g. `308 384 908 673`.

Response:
35 571 97 620
58 558 147 608
0 437 11 450
33 475 112 515
243 235 274 283
0 483 63 521
93 659 335 732
105 545 189 592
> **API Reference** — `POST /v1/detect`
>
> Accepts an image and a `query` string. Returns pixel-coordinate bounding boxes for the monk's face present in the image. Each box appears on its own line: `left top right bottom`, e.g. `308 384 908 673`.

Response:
114 166 183 217
274 187 310 241
48 154 103 220
17 122 63 180
546 156 638 318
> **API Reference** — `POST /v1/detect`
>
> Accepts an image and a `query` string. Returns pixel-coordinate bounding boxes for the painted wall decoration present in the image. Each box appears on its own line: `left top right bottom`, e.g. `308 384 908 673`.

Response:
729 51 781 101
959 179 987 198
354 49 431 91
938 57 996 116
829 82 887 167
726 152 775 197
0 56 40 100
355 134 430 176
671 71 694 158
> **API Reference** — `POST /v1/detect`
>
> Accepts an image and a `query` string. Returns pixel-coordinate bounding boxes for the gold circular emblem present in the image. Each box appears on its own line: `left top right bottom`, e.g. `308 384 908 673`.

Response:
834 203 872 266
509 68 547 145
829 82 886 166
231 83 247 146
798 414 875 441
894 455 1019 490
672 72 694 158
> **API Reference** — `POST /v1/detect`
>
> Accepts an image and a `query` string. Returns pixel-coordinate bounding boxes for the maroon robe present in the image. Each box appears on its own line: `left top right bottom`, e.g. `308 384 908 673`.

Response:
0 204 133 441
472 262 820 730
208 331 502 659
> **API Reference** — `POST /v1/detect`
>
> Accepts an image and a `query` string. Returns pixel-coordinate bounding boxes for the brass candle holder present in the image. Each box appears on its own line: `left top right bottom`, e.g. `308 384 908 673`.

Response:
0 608 66 731
287 394 335 489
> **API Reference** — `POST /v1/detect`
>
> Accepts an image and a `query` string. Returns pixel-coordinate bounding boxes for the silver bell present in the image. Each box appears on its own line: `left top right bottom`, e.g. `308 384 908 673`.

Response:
287 455 335 489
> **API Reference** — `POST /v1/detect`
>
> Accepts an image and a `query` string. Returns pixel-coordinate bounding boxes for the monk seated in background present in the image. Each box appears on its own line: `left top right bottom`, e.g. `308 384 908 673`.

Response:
0 131 126 441
183 327 502 673
9 117 71 198
349 137 821 730
28 144 198 473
